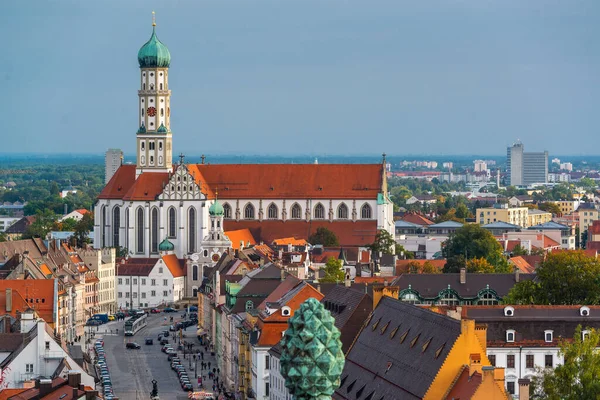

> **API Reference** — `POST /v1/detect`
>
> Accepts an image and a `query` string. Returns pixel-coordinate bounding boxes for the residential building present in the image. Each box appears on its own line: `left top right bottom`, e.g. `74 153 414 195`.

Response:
427 221 463 235
395 235 446 260
483 222 523 236
528 221 576 250
578 203 598 241
461 305 600 398
0 216 19 233
476 204 528 227
4 216 36 240
526 209 553 227
551 200 578 215
59 208 91 222
79 248 117 314
105 148 123 184
507 196 533 207
405 195 437 205
333 297 509 399
507 142 548 186
0 374 100 399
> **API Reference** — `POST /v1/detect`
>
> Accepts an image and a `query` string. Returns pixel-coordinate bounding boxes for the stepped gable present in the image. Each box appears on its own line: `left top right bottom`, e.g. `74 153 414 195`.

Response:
335 297 462 399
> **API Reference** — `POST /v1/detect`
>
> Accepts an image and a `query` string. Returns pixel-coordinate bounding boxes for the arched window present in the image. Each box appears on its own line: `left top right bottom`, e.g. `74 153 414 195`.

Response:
401 292 419 305
223 203 232 219
151 208 159 253
244 204 255 220
112 206 120 247
291 203 302 219
361 204 372 219
188 207 196 253
193 265 198 281
439 291 459 306
168 207 176 238
314 203 325 219
160 83 163 90
101 206 107 248
337 203 349 219
125 208 129 250
136 208 144 253
267 203 278 219
477 292 498 305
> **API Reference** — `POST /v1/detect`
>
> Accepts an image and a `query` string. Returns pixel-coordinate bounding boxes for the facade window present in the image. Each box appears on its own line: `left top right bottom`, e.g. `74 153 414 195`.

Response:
113 206 120 246
151 290 156 296
337 203 348 219
141 279 146 285
125 278 130 285
125 208 129 250
133 278 137 284
439 291 459 306
401 292 419 304
118 278 122 285
545 354 553 367
291 203 302 219
142 292 146 299
126 292 130 298
314 203 325 219
188 207 196 253
168 207 176 238
507 354 515 369
526 354 534 369
488 354 496 366
265 355 270 369
133 292 138 298
545 330 553 342
45 341 50 350
159 267 163 274
244 204 255 220
26 364 33 373
507 382 515 395
506 330 515 342
265 382 270 397
151 208 159 253
118 292 122 298
193 265 198 281
151 279 156 286
163 291 168 296
136 207 144 253
477 292 498 305
267 203 278 219
163 279 168 286
361 203 372 219
101 206 107 248
223 203 232 219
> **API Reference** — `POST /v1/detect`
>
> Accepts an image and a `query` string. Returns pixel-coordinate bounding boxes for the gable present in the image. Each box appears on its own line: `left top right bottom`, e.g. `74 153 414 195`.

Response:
158 164 204 201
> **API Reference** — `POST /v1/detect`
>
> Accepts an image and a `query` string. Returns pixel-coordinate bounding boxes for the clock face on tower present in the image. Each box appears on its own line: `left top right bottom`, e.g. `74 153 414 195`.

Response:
212 253 220 262
147 107 157 117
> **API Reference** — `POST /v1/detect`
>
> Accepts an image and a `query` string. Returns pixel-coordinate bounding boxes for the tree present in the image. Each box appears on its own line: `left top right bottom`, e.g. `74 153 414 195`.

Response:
23 209 57 239
578 177 597 191
422 261 441 274
538 202 562 216
442 224 509 273
395 244 414 259
370 229 396 255
308 227 339 247
533 326 600 399
74 212 94 248
511 244 529 256
465 257 495 273
455 203 470 220
320 257 345 283
505 250 600 305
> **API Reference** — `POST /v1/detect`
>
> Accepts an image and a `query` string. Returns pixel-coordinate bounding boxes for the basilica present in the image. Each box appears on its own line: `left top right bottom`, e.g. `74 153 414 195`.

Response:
93 18 394 298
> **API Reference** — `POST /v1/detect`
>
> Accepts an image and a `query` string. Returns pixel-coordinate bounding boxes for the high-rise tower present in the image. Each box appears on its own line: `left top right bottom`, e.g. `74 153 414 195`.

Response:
136 12 172 177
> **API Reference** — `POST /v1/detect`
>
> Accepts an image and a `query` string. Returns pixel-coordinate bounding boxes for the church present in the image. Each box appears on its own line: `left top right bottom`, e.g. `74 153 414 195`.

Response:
93 17 394 298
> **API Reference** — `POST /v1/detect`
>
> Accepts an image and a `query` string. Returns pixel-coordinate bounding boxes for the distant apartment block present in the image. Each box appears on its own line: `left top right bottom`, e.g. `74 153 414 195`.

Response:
476 203 551 228
473 160 487 172
506 142 548 186
560 162 573 171
105 148 123 184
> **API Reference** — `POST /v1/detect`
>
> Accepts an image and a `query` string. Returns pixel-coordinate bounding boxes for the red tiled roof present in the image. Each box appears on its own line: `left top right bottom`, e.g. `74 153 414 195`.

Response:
98 164 137 199
225 229 257 250
509 256 535 273
116 258 157 276
542 235 560 248
0 389 28 400
161 254 186 278
272 237 309 246
74 209 90 215
354 276 396 284
0 289 30 318
223 220 377 247
0 280 55 324
123 171 170 201
311 250 342 264
401 213 434 226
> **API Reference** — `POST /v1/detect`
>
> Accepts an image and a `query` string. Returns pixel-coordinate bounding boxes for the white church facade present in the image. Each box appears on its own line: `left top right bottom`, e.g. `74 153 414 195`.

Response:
93 17 394 298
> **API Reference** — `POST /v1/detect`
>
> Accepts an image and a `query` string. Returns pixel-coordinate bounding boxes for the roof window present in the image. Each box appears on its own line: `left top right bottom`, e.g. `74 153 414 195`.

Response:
544 330 553 343
506 329 515 343
580 306 590 317
504 306 515 317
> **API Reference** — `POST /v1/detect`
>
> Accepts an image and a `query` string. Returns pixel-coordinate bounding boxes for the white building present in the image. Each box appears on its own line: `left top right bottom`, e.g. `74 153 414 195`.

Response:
59 209 90 222
0 311 94 389
80 247 118 314
0 216 19 232
116 247 185 309
473 160 487 172
105 148 123 184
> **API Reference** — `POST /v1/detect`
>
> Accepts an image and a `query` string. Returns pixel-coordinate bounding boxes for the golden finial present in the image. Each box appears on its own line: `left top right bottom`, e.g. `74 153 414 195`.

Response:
152 11 156 27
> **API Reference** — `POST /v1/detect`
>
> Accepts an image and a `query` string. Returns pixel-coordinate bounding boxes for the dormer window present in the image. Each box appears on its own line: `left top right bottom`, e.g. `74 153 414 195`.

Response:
583 330 590 340
506 329 515 343
504 306 515 317
580 306 590 317
281 306 291 317
544 330 553 343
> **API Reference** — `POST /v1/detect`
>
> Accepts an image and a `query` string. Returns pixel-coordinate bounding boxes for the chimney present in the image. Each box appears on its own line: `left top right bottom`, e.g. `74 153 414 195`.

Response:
86 391 99 400
518 379 530 400
280 267 285 282
68 371 81 388
317 284 321 293
73 387 79 398
39 379 53 397
460 268 466 284
278 249 283 260
515 268 520 283
6 288 12 312
344 277 351 287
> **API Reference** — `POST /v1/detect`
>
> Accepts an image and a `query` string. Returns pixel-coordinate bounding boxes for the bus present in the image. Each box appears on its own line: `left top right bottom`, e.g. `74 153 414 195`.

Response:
124 313 148 336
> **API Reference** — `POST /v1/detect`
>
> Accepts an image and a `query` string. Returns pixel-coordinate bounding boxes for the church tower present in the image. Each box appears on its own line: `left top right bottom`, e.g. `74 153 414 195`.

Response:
136 12 173 177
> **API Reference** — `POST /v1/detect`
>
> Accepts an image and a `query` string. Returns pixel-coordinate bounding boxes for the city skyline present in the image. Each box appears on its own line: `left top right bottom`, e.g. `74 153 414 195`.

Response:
2 1 599 155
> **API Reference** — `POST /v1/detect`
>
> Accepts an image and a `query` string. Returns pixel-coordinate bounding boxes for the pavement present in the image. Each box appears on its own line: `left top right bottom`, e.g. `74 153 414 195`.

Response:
89 313 217 400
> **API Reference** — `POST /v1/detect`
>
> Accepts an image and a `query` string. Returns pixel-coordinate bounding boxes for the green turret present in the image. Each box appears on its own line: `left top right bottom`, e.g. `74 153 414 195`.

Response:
158 237 174 252
280 298 345 400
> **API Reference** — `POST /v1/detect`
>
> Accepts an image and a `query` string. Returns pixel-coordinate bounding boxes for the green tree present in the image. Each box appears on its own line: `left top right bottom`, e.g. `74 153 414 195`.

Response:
308 227 339 247
442 224 509 273
320 257 345 283
533 326 600 399
505 250 600 305
578 177 597 190
395 244 414 259
23 209 57 239
422 261 441 274
538 202 562 216
465 257 495 273
74 212 94 248
370 229 396 255
455 203 470 220
511 244 529 256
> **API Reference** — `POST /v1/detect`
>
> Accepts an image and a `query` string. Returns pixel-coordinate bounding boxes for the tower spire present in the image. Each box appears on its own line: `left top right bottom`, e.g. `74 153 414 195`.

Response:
152 11 156 27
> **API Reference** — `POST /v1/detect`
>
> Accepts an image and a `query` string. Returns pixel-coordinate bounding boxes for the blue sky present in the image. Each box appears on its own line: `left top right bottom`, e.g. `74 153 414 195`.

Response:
1 0 599 156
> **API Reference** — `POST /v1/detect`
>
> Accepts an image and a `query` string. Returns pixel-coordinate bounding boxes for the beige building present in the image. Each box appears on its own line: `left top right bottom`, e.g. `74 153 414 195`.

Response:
80 248 118 314
551 200 578 215
577 203 599 239
476 205 551 228
527 209 553 227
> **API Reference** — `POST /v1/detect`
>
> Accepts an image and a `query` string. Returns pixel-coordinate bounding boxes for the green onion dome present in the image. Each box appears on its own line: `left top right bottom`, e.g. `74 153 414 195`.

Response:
138 26 171 68
209 199 224 216
157 123 168 133
158 237 175 252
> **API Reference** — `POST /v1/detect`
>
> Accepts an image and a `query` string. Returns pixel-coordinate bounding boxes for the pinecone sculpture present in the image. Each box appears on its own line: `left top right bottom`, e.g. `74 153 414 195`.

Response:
280 297 345 400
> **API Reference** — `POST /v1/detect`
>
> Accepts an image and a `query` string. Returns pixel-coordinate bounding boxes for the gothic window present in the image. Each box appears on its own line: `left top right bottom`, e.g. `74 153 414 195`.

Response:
143 83 146 90
267 203 278 219
291 203 302 219
142 108 144 116
160 83 163 90
168 207 176 238
193 265 198 281
188 207 196 253
151 208 159 253
112 206 120 247
101 205 107 248
223 203 232 219
125 208 129 250
149 142 155 150
141 141 145 150
159 142 163 151
361 204 372 219
314 203 325 219
136 208 144 253
337 203 349 219
150 84 154 90
244 204 255 220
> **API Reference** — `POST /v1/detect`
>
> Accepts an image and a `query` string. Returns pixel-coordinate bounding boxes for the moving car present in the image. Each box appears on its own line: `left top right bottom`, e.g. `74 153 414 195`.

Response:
163 307 176 313
150 308 161 313
126 342 141 349
145 338 153 345
108 315 116 321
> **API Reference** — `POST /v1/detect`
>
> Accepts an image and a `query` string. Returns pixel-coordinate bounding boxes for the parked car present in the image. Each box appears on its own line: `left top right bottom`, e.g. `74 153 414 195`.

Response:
145 338 153 345
150 308 161 314
188 306 198 312
163 307 176 313
182 382 193 391
86 319 102 326
162 331 169 337
126 342 141 349
108 315 116 321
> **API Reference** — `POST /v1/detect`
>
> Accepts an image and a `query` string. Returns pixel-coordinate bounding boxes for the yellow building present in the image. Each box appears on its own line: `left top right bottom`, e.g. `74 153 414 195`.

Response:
578 203 599 238
552 200 577 215
526 209 552 227
335 295 508 400
476 205 529 227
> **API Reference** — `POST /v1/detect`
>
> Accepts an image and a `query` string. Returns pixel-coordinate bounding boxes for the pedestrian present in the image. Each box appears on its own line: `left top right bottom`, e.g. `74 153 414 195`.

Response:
201 352 204 360
208 361 211 369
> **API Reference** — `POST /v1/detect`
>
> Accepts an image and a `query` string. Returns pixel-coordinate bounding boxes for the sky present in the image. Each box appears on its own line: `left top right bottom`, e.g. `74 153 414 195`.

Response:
1 0 599 156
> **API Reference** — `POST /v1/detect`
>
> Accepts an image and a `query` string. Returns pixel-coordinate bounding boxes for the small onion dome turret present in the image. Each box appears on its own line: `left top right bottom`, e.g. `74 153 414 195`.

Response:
209 198 224 216
157 123 168 133
158 238 175 252
137 23 171 68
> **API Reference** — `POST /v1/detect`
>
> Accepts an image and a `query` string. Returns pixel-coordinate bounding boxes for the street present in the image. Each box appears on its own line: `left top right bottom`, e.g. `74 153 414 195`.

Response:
92 313 213 400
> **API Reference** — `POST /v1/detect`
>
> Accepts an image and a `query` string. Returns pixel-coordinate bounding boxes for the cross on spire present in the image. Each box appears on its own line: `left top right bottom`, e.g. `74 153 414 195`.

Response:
179 153 185 165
